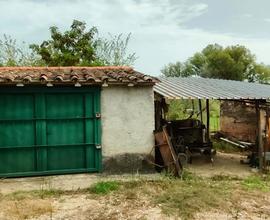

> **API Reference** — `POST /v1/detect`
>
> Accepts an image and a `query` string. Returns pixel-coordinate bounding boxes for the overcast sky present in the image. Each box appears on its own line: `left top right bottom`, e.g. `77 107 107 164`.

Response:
1 0 270 75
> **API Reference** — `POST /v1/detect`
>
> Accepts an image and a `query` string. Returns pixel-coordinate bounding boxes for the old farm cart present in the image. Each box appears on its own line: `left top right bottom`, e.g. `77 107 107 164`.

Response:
0 87 101 177
154 77 270 171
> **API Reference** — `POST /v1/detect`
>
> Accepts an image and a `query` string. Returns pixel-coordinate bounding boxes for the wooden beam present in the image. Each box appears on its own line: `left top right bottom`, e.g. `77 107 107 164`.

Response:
256 101 264 171
199 99 203 123
206 99 210 142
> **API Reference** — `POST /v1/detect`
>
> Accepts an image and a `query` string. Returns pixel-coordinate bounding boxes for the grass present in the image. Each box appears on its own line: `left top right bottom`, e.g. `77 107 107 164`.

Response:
88 181 120 195
5 189 65 201
155 173 231 220
211 174 241 181
241 175 270 192
212 138 240 153
1 173 270 219
0 199 53 220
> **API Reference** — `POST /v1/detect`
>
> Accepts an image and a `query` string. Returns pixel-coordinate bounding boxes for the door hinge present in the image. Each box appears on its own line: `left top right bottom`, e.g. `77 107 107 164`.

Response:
95 113 101 118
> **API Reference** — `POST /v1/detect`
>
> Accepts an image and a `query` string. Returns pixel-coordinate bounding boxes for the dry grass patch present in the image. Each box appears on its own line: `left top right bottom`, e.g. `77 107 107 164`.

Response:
0 198 53 220
1 173 270 220
85 175 233 220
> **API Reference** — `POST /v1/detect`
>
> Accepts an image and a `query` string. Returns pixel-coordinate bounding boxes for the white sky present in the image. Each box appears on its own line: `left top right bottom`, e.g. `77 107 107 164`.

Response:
1 0 270 75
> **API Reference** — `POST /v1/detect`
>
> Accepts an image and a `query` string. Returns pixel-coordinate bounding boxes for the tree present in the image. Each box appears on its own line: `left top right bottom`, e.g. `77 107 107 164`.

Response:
190 44 256 81
0 35 42 66
30 20 137 67
30 20 100 66
247 63 270 83
96 33 137 66
161 61 195 77
162 43 270 83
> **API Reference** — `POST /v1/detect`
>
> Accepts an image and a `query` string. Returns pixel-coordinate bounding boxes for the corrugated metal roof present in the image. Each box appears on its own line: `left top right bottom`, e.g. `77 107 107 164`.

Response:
154 77 270 100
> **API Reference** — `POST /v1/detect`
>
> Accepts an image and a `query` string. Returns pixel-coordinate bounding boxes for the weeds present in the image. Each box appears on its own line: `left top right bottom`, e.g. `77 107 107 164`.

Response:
211 174 241 181
0 197 53 219
212 139 240 153
241 175 270 192
6 189 65 200
89 181 120 195
155 177 230 220
1 173 270 219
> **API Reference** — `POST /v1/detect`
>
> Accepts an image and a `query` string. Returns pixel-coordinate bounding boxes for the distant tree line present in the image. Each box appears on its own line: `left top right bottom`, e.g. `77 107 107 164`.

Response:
0 20 137 67
161 44 270 83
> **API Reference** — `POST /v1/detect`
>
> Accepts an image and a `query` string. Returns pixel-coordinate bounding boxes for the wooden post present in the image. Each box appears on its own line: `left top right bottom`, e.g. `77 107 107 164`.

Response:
199 99 203 123
206 99 210 142
256 101 263 171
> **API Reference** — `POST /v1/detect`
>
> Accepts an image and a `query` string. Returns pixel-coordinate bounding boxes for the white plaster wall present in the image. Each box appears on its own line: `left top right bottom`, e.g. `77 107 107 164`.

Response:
101 86 155 157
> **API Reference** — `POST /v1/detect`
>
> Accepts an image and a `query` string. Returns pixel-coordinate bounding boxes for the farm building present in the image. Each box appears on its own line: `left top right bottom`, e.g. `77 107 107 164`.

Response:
154 77 270 171
0 66 157 177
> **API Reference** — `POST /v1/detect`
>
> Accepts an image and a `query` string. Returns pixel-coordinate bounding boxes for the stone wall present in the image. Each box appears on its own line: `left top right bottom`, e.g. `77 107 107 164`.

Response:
220 101 257 142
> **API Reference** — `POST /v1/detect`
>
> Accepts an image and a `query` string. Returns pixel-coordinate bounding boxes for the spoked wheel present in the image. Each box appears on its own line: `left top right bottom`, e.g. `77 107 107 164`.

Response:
178 153 189 166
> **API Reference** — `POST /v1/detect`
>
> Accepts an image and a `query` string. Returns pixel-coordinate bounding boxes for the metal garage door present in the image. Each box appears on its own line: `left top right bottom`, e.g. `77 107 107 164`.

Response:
0 87 101 177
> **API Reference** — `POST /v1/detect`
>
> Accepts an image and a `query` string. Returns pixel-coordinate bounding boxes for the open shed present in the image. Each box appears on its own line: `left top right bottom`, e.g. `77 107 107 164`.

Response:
0 66 158 177
154 77 270 171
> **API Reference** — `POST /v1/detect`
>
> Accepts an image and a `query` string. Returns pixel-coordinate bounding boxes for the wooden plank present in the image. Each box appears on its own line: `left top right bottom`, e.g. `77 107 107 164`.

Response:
154 126 182 177
256 101 263 170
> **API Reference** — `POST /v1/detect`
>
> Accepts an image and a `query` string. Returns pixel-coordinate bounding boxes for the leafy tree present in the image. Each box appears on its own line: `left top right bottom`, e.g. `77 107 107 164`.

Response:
162 43 270 83
191 44 256 81
247 63 270 83
96 33 137 66
161 61 195 77
30 20 100 66
30 20 137 67
0 35 42 66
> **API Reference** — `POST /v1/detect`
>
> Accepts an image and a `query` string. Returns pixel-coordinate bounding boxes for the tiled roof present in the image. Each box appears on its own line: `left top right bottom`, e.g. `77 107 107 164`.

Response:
0 66 158 86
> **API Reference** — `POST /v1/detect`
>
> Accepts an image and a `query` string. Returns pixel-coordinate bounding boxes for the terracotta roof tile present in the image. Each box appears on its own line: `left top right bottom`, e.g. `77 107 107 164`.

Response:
0 66 158 86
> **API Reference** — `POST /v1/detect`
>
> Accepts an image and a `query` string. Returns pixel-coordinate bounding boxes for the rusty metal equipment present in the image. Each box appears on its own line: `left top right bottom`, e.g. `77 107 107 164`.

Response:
166 118 215 164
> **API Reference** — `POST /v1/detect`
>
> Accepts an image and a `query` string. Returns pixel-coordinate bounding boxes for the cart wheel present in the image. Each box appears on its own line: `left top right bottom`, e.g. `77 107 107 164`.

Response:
178 153 188 166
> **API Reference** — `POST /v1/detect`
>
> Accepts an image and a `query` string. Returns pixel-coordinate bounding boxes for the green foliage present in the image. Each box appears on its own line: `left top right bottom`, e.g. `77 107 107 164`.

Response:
29 20 137 67
0 35 43 66
190 44 257 81
167 99 220 131
241 175 270 192
96 33 137 66
161 61 195 77
212 139 239 153
247 63 270 84
89 181 120 195
30 20 100 66
162 43 270 83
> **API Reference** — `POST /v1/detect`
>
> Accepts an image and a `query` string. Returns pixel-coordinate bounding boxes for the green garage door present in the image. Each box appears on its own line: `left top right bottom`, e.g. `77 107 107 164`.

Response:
0 87 101 177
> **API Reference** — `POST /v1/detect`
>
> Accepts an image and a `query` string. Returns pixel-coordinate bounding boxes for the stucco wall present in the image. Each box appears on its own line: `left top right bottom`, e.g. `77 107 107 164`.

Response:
100 86 155 171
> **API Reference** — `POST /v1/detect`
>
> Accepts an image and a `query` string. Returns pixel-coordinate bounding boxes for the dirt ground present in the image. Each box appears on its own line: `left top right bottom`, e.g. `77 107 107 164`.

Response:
0 151 268 220
188 151 253 177
0 152 253 195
